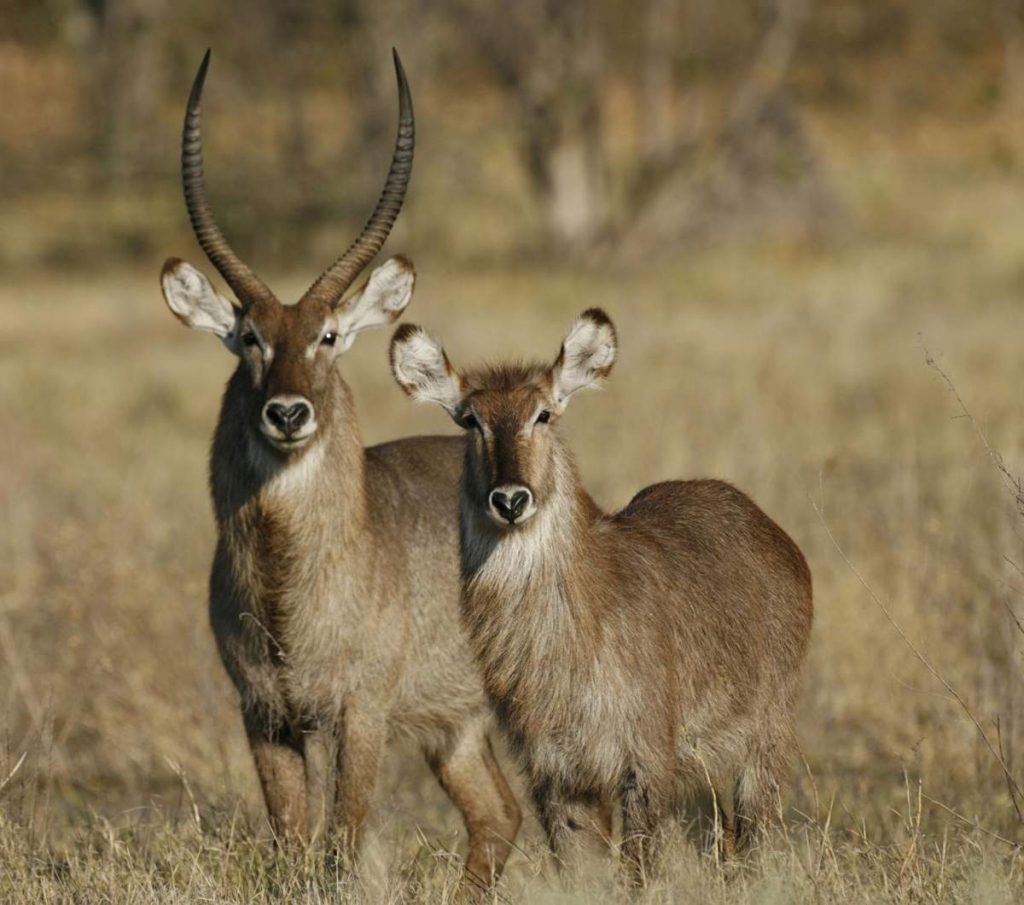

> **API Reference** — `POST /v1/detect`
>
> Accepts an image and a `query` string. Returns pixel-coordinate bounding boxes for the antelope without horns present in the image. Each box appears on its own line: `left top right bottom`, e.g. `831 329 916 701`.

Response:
158 50 520 886
390 308 813 884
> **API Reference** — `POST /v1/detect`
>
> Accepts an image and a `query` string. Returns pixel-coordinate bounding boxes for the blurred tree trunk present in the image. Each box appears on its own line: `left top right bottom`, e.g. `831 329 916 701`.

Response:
995 0 1024 112
86 0 167 185
459 0 828 258
338 0 392 173
529 17 609 254
641 0 678 164
275 7 313 188
619 0 700 240
727 0 808 133
463 0 611 256
615 0 835 257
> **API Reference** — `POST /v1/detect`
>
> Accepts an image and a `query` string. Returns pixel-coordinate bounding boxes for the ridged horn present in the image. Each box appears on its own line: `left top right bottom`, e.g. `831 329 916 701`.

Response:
301 48 415 308
181 49 275 306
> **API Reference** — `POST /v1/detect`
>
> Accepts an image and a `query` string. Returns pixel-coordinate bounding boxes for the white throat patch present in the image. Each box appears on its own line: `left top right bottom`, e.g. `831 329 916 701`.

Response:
247 432 327 497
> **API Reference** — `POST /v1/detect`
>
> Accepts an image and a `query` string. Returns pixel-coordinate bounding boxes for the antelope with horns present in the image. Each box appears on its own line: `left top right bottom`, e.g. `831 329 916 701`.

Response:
390 309 813 883
159 51 521 885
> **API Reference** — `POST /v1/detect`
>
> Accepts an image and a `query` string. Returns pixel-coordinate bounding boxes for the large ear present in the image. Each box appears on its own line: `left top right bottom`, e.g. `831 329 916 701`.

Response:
335 255 415 351
389 323 464 415
161 258 239 343
550 308 617 409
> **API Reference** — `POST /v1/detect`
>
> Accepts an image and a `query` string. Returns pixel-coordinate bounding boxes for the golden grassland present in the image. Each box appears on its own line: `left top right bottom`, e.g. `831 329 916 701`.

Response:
3 112 1024 902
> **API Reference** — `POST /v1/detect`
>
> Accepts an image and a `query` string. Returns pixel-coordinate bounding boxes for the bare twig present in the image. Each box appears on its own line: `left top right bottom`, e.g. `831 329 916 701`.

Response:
811 497 1024 827
0 751 26 797
897 771 923 886
238 613 287 663
998 719 1024 825
921 342 1024 823
996 564 1024 638
921 792 1021 849
923 343 1024 515
164 757 202 830
411 825 516 904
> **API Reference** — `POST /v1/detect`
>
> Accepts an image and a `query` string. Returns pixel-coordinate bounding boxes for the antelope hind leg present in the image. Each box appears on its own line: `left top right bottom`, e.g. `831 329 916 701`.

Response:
244 711 309 845
427 722 522 892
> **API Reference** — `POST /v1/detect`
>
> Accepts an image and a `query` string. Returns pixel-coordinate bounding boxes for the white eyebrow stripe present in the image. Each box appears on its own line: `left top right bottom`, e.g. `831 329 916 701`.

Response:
520 404 547 435
469 407 493 438
243 321 273 361
244 321 265 345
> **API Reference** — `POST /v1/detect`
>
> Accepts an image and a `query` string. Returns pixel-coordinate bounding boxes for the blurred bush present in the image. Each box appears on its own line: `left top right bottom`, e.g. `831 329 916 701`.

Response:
1 0 1022 270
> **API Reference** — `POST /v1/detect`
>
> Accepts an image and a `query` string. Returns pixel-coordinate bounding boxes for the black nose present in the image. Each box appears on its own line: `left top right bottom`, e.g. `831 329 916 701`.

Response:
490 488 532 523
264 400 311 436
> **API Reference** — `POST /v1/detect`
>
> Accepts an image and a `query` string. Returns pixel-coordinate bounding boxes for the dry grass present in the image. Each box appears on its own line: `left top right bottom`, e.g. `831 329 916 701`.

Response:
3 111 1024 902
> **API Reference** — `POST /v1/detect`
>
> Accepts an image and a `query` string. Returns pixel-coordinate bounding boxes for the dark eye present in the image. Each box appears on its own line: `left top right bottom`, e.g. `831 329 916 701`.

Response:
536 410 551 424
321 331 337 347
241 331 259 347
462 412 479 430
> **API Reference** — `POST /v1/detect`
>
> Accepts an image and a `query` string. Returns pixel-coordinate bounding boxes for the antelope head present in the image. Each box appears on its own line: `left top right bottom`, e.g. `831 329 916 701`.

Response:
161 50 416 454
390 309 617 528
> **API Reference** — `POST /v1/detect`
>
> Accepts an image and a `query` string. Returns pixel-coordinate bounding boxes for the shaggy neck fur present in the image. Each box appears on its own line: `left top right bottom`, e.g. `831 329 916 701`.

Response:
211 367 369 663
459 434 604 739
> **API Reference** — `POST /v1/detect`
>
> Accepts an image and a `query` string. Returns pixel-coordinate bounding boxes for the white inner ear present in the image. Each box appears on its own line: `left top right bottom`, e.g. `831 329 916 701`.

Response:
337 257 415 351
392 329 463 414
552 317 617 406
161 262 238 341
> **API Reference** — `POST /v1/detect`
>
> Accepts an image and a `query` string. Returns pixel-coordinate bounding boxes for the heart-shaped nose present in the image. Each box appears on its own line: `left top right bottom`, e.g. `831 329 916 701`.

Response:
489 486 533 523
263 398 312 437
